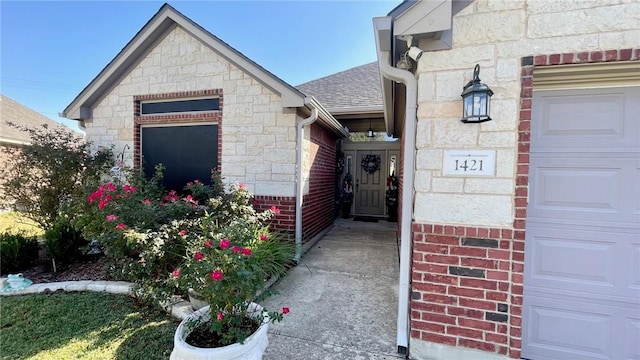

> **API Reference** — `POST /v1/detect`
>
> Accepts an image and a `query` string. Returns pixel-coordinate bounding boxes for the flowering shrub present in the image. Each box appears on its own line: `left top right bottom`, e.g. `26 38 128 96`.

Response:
75 169 293 345
171 184 294 345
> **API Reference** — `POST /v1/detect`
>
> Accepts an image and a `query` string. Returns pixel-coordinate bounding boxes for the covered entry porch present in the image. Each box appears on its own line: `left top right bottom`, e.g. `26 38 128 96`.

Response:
340 141 401 220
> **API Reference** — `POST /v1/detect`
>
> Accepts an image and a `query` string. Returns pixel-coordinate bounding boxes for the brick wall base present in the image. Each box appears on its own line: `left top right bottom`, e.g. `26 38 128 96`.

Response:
253 196 295 240
411 223 523 358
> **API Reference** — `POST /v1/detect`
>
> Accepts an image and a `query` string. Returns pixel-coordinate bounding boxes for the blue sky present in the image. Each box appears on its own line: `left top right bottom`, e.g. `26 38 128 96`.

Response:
1 0 400 130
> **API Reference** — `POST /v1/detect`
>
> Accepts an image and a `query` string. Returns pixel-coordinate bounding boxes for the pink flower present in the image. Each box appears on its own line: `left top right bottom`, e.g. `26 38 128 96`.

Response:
232 246 240 254
171 269 180 279
204 240 213 248
259 234 268 242
241 247 252 256
87 190 103 203
239 183 246 189
105 183 116 192
210 270 223 281
194 179 201 184
282 307 290 314
270 206 281 215
216 312 224 321
184 195 197 205
219 239 231 250
106 214 118 222
194 252 204 261
187 182 194 186
114 223 126 230
142 199 151 205
179 229 187 236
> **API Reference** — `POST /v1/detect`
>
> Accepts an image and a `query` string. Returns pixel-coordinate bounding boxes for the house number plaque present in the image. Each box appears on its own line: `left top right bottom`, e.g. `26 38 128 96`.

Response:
443 150 496 176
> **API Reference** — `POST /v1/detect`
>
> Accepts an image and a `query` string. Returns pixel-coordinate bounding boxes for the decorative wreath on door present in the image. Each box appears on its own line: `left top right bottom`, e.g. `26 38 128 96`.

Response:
361 154 381 174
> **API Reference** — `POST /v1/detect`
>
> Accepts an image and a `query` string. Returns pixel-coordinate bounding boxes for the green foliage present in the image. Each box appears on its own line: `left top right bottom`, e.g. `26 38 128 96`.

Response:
171 183 294 345
0 122 114 230
0 292 177 359
75 169 293 345
43 217 88 268
0 232 39 274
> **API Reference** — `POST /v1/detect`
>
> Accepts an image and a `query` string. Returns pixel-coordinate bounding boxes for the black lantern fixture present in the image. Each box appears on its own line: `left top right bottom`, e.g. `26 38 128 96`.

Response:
460 64 493 123
366 120 375 138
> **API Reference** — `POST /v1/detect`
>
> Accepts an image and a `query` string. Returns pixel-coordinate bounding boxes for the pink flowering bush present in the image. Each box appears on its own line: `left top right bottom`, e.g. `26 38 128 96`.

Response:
170 186 294 346
75 169 293 344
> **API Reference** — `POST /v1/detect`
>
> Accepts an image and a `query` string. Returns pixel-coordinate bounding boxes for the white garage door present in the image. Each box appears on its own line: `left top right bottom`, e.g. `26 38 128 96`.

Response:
523 86 640 360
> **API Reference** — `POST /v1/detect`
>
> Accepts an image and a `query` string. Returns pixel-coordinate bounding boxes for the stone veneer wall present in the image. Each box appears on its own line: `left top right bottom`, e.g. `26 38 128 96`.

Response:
87 26 298 198
409 1 640 359
301 123 339 241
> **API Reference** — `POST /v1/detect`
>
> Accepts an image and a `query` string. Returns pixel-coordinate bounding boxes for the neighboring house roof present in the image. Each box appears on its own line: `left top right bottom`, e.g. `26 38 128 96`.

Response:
0 95 63 145
296 62 383 115
62 3 346 137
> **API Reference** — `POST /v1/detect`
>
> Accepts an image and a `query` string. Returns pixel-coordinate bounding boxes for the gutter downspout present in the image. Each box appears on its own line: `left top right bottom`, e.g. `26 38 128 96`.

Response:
294 107 319 262
378 51 418 354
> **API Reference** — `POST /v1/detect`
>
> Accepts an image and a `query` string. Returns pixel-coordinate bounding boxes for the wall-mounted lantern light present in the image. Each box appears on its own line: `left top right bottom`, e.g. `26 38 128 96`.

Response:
461 64 493 123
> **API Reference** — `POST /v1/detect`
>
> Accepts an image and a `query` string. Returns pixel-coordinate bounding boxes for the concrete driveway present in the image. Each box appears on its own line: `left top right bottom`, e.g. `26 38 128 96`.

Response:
262 218 404 360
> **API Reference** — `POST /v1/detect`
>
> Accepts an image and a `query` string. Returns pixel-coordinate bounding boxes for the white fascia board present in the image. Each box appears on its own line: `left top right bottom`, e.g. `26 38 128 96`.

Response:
327 106 384 115
393 0 452 37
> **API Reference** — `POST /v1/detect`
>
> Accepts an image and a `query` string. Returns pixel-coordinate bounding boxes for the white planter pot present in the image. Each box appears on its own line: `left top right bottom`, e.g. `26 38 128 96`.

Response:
170 303 269 360
187 289 208 311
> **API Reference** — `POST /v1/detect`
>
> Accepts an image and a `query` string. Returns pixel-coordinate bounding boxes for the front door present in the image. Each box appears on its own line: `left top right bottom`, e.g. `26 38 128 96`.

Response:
355 151 386 216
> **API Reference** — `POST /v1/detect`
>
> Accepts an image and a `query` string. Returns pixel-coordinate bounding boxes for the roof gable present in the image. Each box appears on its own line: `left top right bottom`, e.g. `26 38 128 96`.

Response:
62 3 306 120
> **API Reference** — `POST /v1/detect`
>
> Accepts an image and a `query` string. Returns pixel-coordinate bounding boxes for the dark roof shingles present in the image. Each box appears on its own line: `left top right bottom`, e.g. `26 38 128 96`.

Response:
296 62 381 110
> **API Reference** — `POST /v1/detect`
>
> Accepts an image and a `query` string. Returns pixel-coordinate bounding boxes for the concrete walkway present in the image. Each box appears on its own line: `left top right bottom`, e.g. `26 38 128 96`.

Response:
262 218 404 360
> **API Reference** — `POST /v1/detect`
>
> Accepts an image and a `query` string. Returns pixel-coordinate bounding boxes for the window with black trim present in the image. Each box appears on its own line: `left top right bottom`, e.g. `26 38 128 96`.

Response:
140 98 220 115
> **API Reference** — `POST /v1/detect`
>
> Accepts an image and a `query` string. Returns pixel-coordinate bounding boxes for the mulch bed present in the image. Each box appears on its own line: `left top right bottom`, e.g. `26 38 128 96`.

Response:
11 246 113 284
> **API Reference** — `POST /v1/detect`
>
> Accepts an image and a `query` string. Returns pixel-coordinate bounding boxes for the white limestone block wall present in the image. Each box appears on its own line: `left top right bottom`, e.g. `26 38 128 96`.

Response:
87 26 298 197
413 0 640 228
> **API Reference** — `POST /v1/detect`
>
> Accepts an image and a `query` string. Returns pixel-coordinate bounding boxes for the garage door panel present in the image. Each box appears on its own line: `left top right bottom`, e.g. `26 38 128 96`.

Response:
625 318 640 360
532 87 639 151
630 245 640 291
528 156 639 226
526 226 639 300
524 295 639 360
530 233 615 286
524 299 612 360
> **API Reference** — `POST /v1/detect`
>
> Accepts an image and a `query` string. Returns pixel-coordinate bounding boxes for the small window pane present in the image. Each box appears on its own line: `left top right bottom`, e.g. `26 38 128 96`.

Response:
141 98 219 114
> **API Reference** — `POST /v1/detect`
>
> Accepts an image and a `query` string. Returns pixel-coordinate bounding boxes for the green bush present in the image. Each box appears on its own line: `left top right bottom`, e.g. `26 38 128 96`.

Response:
0 232 39 274
0 122 114 230
44 218 88 268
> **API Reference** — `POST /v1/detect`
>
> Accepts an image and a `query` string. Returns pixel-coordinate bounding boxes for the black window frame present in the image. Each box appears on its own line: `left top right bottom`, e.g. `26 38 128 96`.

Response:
140 97 220 115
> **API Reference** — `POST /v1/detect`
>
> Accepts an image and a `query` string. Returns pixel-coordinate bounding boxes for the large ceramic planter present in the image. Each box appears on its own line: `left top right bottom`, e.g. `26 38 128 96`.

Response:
170 303 269 360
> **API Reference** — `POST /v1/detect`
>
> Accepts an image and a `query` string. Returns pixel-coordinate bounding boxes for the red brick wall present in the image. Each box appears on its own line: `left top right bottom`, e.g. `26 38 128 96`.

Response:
253 196 296 240
410 224 522 357
301 122 339 241
409 47 638 359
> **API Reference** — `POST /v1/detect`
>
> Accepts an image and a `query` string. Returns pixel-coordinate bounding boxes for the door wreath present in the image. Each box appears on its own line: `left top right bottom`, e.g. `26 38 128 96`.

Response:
361 154 381 174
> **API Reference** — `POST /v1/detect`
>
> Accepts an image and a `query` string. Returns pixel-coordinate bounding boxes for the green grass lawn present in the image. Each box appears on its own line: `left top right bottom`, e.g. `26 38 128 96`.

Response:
0 212 44 237
0 292 179 359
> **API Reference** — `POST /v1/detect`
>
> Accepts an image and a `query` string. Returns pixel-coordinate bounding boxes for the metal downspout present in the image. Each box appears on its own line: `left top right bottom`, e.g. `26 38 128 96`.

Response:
294 107 319 262
377 51 418 354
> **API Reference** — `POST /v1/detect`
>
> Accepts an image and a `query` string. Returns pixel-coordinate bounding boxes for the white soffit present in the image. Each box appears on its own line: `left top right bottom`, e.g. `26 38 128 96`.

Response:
393 0 452 38
533 62 640 90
